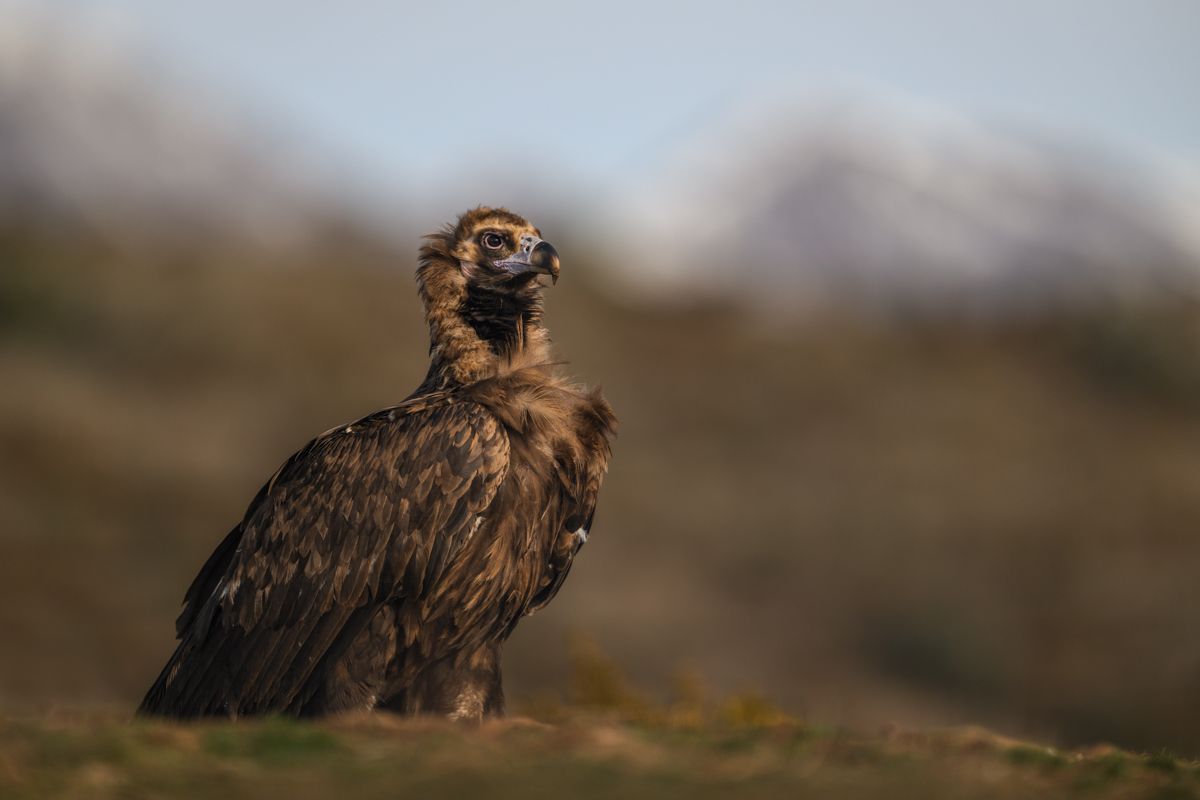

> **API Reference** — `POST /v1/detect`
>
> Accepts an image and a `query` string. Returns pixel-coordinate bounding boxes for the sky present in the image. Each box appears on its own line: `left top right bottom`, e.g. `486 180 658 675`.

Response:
35 0 1200 189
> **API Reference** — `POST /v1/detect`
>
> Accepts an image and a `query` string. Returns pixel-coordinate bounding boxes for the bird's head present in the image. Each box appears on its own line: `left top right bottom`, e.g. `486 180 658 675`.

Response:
417 208 560 382
453 207 560 287
420 207 559 297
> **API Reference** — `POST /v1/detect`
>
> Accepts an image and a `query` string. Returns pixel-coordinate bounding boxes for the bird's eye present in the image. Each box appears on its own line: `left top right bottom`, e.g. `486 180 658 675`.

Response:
481 232 505 250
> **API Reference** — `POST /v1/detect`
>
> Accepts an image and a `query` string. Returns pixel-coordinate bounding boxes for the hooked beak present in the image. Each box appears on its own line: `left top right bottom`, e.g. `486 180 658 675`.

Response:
495 235 560 284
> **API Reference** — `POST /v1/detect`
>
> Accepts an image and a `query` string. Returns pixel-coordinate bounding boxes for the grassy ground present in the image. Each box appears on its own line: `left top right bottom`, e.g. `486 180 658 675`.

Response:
4 648 1198 800
3 711 1197 800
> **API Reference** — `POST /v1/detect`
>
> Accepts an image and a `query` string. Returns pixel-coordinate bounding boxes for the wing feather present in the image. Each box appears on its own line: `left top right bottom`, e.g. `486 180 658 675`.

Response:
139 397 509 718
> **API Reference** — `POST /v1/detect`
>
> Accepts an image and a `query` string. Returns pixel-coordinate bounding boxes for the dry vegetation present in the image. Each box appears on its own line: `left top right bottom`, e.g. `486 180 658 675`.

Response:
2 224 1199 766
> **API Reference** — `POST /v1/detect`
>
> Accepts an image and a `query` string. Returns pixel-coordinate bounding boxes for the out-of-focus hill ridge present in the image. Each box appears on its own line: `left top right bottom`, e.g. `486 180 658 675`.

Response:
0 5 388 250
621 94 1200 313
5 7 1199 316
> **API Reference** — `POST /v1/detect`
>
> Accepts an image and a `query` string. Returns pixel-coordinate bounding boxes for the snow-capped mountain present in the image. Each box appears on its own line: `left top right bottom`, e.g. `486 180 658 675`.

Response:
0 5 368 248
618 95 1200 313
6 3 1198 314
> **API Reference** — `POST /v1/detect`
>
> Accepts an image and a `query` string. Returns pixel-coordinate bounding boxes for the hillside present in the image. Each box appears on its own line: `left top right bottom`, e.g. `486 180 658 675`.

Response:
3 222 1200 757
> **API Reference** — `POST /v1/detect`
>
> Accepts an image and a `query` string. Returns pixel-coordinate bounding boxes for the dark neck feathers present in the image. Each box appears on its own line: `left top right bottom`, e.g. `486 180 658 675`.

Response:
416 240 550 391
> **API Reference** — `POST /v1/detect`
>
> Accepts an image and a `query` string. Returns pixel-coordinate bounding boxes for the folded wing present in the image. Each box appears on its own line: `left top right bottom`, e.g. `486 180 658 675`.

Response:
138 398 509 718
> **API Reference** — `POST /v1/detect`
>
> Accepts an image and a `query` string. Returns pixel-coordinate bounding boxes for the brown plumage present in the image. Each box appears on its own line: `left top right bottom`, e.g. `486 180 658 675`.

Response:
139 208 616 720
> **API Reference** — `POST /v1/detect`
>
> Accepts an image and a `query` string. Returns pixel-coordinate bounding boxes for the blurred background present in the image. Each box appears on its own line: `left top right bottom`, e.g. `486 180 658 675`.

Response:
2 0 1199 755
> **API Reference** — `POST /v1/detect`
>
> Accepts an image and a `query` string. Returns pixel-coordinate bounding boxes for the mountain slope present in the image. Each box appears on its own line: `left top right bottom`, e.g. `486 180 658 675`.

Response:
621 96 1200 313
0 6 365 247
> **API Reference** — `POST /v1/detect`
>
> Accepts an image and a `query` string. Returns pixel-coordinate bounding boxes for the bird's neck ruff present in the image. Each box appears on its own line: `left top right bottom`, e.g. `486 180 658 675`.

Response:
416 241 553 390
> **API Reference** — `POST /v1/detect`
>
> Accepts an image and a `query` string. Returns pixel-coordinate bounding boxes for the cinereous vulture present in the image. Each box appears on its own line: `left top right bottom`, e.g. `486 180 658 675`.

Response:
139 208 615 720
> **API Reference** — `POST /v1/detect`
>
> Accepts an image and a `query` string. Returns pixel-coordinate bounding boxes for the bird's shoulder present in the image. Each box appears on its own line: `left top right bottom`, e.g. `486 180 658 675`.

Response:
265 389 510 494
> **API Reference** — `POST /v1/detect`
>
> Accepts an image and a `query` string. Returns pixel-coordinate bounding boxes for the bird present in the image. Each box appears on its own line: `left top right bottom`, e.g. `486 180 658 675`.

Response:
138 207 616 720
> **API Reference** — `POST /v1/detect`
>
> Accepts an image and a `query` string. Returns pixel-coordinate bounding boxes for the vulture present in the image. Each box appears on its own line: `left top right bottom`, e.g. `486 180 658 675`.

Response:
139 208 616 720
